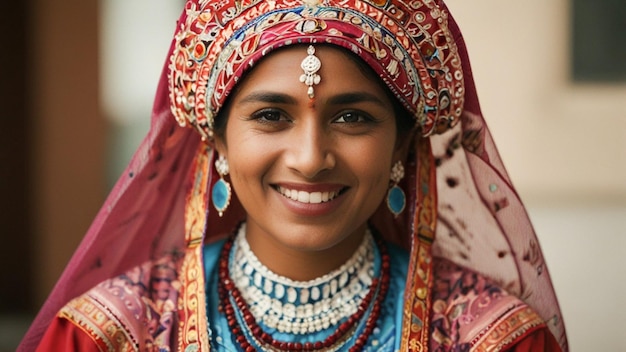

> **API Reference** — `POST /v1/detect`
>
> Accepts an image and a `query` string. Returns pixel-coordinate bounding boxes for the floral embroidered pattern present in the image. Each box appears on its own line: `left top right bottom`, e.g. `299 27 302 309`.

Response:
429 258 545 352
60 253 183 352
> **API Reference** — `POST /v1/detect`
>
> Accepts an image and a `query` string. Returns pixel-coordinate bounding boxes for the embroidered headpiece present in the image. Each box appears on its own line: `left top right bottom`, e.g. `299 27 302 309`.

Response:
169 0 464 140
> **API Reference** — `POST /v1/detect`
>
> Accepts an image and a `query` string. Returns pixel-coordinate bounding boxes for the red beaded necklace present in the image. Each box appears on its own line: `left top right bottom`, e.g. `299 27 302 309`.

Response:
217 229 391 351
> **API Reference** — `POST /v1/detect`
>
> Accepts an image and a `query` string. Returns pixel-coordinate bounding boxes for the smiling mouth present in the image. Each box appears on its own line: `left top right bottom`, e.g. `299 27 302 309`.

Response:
275 186 346 204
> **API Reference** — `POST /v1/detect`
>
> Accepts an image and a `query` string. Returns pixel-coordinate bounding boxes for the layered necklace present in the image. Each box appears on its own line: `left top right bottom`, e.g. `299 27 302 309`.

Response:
217 224 390 351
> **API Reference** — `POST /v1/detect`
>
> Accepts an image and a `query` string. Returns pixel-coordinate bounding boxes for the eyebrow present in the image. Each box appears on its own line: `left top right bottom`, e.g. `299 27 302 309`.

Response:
237 92 297 105
326 92 389 108
237 91 389 108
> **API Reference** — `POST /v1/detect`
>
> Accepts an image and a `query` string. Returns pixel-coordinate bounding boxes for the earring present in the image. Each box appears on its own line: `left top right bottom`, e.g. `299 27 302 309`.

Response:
212 154 231 217
387 161 406 217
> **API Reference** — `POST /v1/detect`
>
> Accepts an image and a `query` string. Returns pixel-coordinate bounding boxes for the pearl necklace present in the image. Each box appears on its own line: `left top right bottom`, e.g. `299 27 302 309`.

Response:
231 223 375 334
217 223 390 352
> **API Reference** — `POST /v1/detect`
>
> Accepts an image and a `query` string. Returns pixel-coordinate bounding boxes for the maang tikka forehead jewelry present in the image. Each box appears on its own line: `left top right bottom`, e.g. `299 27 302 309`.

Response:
299 45 321 99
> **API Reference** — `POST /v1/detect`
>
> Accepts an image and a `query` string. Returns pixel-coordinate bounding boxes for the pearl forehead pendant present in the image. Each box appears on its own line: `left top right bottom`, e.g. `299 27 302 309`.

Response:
299 45 322 99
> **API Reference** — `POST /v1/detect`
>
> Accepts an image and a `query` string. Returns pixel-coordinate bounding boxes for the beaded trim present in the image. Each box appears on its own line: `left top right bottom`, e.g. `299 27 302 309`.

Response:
231 224 375 334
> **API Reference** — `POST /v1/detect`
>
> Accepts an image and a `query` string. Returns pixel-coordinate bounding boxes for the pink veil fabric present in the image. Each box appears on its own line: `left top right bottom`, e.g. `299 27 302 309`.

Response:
20 1 568 351
19 46 205 350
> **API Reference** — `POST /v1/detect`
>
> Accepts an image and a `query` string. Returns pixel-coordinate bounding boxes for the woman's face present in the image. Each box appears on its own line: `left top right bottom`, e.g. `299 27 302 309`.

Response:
216 45 399 257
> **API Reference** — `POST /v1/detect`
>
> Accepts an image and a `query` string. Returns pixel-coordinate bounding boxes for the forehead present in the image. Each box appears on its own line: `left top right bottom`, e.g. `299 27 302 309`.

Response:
231 45 389 101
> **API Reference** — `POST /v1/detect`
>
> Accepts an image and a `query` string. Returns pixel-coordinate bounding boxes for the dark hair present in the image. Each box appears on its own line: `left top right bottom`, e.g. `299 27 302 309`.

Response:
213 45 416 141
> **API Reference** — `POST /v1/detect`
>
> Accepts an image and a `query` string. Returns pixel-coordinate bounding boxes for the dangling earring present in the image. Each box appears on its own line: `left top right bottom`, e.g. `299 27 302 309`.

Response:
387 161 406 217
212 154 231 217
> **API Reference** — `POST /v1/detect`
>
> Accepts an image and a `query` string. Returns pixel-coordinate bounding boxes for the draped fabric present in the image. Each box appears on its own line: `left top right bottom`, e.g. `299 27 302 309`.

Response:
21 0 568 351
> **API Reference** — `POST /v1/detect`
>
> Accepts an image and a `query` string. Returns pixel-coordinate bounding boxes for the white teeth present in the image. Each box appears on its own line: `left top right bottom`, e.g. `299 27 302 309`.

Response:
277 187 340 204
309 192 322 203
297 191 310 203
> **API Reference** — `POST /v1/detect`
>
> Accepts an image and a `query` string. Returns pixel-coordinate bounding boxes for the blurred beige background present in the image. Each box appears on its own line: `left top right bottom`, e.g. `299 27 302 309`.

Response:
449 0 626 201
1 0 624 351
447 1 626 351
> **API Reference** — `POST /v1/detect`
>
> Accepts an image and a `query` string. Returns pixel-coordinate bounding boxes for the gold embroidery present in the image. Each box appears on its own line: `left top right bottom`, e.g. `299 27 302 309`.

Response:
400 139 437 350
177 246 209 351
60 297 137 352
471 306 544 352
177 144 212 351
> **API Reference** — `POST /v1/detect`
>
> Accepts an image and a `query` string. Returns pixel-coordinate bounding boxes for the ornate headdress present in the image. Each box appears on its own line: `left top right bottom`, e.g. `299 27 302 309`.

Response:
169 0 464 140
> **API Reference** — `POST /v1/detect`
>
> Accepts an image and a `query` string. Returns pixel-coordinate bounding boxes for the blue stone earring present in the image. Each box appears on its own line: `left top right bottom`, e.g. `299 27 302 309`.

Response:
387 161 406 217
212 154 231 217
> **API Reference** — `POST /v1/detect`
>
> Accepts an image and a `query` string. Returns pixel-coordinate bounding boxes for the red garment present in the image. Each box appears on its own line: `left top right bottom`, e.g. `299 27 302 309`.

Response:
37 311 562 351
37 318 99 352
510 329 562 352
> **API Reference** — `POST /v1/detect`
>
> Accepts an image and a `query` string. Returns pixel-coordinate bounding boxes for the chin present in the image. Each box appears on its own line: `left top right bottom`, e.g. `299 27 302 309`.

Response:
276 221 364 252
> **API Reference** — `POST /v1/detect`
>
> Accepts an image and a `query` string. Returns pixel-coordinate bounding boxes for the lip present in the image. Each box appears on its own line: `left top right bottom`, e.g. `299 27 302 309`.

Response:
272 183 348 217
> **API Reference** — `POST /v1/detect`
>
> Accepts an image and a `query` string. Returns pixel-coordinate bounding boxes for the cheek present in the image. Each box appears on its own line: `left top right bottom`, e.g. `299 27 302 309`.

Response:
227 159 264 215
226 140 274 196
229 154 262 188
352 158 392 216
351 143 394 190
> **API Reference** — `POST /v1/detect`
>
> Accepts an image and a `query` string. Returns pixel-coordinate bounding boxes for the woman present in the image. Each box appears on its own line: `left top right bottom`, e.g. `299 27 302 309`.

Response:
21 0 568 351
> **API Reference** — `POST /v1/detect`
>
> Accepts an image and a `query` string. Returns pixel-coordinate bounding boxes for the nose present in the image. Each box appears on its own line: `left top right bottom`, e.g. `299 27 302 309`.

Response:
284 118 335 179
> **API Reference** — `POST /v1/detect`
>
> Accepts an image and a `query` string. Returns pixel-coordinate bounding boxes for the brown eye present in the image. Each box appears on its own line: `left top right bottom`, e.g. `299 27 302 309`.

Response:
252 109 285 122
334 111 371 123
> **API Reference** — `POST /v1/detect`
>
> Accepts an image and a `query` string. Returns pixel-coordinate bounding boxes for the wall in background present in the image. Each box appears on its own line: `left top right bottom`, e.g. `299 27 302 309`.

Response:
30 0 105 307
101 0 185 185
447 1 626 350
447 0 626 203
0 1 32 317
